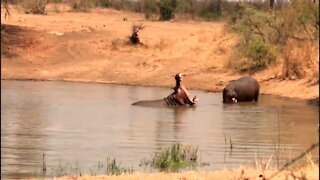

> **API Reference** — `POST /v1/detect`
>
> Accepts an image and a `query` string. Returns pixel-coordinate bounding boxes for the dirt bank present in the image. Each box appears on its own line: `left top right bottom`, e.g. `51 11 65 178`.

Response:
38 166 319 180
1 5 319 100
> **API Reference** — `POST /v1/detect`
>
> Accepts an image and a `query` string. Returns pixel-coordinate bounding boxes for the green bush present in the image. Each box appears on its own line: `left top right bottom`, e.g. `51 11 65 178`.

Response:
99 0 143 12
19 0 49 14
140 143 201 172
95 0 111 8
227 38 276 72
158 0 178 21
198 0 222 20
71 0 94 12
229 1 319 44
226 2 246 25
247 38 276 71
143 0 158 19
198 10 220 21
175 0 193 13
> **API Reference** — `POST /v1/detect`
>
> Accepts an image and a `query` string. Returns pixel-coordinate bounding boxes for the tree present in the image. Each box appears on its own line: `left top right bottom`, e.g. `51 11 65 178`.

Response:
270 0 274 10
158 0 178 21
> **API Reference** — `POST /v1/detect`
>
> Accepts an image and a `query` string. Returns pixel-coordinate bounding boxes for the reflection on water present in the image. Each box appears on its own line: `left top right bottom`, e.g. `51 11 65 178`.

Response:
1 80 318 178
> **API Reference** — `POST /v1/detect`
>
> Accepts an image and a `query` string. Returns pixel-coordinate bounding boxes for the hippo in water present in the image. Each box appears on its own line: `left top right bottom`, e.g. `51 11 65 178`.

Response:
223 76 260 103
132 73 198 107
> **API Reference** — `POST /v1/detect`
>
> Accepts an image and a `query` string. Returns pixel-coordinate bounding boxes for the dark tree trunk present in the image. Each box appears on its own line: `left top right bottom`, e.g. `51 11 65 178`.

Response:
270 0 274 10
216 0 222 14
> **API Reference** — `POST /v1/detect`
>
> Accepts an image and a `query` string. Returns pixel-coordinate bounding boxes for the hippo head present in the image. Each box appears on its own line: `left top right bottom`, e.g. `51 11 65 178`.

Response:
223 86 238 103
175 73 185 82
175 73 187 86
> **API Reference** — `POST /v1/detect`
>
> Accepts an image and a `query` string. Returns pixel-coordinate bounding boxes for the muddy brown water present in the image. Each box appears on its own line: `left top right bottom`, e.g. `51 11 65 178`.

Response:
1 80 318 179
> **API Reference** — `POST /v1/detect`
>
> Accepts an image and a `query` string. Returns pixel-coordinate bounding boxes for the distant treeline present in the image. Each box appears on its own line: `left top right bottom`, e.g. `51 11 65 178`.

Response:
65 0 271 21
4 0 276 20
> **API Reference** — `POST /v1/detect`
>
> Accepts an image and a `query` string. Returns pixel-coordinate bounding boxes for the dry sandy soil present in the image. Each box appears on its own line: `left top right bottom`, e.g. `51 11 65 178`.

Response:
40 166 319 180
1 5 319 101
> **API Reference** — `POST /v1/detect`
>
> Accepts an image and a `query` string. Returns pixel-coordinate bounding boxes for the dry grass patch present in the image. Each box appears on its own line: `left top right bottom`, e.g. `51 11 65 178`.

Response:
282 39 319 82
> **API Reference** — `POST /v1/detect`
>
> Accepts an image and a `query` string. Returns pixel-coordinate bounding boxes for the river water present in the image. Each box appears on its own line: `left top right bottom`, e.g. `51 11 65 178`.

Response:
1 80 318 178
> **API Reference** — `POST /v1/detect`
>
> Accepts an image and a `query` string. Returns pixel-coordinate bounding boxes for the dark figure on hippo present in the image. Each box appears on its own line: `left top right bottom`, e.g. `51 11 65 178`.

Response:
223 77 260 103
132 73 198 107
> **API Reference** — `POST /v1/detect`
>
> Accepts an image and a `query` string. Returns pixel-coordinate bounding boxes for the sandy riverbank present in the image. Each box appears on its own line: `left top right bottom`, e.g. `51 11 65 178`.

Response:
33 166 319 180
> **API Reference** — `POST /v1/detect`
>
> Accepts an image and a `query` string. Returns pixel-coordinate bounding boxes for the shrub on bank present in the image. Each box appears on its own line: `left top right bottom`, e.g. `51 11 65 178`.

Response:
198 0 222 21
143 0 158 20
17 0 49 14
158 0 178 21
227 40 277 73
95 0 111 8
226 0 319 75
71 0 94 12
247 38 276 71
230 38 276 73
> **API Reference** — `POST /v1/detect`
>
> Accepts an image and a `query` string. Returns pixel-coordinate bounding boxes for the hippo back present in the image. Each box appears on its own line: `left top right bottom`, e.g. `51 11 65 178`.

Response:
233 77 259 102
132 94 180 107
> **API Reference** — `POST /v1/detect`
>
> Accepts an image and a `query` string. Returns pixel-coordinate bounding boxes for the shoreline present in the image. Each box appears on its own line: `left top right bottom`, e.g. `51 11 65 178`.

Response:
33 166 319 180
1 77 317 103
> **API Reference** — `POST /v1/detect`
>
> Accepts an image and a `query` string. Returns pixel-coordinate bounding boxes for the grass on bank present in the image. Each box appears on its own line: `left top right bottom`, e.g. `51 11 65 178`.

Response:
139 143 208 172
38 157 133 177
43 144 193 176
38 144 207 177
36 142 319 179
